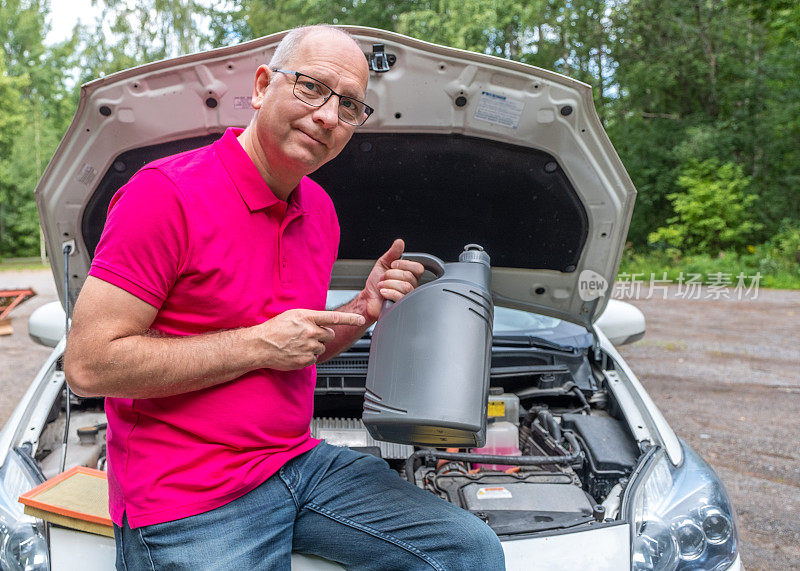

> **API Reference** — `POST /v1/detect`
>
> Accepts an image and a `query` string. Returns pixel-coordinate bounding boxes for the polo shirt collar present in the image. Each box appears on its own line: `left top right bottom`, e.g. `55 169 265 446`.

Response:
214 127 308 214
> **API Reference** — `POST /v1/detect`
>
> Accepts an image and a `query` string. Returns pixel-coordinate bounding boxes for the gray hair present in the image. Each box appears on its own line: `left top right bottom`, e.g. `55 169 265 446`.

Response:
268 25 361 69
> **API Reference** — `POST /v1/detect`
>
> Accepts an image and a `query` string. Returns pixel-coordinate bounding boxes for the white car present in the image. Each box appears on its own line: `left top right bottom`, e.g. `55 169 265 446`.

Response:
1 27 741 570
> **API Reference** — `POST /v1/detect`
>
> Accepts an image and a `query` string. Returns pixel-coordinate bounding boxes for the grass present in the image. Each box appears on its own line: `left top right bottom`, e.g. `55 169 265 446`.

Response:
0 258 50 272
619 250 800 290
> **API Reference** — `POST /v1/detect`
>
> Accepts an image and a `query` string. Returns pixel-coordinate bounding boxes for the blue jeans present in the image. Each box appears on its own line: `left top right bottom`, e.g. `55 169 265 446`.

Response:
114 441 505 570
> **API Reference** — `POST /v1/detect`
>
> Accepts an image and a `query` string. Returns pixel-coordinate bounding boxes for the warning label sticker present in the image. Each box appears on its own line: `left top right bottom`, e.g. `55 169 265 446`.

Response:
76 163 98 186
487 401 506 417
474 91 525 129
234 96 252 110
476 486 513 500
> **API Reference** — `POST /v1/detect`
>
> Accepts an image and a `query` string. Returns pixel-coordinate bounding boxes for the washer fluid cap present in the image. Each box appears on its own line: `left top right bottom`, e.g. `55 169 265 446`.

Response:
460 244 490 266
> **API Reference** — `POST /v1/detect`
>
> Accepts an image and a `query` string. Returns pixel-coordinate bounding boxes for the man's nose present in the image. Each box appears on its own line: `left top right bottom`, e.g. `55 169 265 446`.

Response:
312 96 340 129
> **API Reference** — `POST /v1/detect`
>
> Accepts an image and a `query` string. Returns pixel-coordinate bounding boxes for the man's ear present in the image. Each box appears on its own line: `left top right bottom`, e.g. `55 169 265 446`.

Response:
251 65 272 109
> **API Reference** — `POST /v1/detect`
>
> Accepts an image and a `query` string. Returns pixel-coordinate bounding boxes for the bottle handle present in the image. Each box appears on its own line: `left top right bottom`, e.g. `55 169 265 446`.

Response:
399 253 447 278
379 252 446 314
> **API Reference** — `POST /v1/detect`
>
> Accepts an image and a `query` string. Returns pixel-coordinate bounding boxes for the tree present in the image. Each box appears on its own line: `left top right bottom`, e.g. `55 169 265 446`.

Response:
0 0 62 258
749 1 800 226
0 49 30 257
72 0 218 85
605 0 768 246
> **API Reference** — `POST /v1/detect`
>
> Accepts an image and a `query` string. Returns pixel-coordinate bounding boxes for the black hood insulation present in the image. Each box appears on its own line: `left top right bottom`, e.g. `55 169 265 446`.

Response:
82 132 587 272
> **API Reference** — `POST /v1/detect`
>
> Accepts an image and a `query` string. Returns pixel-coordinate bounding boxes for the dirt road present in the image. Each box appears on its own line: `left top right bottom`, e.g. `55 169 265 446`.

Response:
0 268 59 421
616 287 800 570
1 269 797 569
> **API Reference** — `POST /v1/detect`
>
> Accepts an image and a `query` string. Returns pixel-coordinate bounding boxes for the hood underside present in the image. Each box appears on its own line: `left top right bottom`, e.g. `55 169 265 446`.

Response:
36 26 636 328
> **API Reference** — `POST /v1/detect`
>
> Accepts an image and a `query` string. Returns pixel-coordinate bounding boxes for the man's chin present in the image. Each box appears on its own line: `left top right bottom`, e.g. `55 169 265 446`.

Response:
289 140 348 172
283 146 329 175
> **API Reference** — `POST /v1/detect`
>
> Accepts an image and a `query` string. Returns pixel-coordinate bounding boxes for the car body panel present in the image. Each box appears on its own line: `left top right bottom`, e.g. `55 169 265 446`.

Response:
594 326 682 465
293 523 636 570
36 26 635 329
594 299 646 346
47 526 745 570
27 302 67 348
49 527 116 571
0 338 65 469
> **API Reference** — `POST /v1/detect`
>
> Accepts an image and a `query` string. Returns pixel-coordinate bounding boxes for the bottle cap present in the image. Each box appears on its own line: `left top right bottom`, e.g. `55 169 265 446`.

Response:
459 244 490 266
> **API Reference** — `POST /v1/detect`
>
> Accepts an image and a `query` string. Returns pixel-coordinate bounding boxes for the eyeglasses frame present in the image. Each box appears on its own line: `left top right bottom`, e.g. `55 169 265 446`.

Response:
271 68 374 126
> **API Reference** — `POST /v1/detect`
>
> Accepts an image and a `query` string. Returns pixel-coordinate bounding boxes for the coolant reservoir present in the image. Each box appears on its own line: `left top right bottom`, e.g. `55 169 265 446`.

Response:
487 387 520 425
471 421 521 471
362 244 493 447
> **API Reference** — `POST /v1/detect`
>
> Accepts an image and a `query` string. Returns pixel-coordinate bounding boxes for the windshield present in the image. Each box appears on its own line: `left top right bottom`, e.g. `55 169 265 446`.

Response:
325 290 591 347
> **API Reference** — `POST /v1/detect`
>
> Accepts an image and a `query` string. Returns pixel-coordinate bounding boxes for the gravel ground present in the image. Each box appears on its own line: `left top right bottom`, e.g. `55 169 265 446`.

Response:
0 268 60 420
1 269 797 569
616 287 800 570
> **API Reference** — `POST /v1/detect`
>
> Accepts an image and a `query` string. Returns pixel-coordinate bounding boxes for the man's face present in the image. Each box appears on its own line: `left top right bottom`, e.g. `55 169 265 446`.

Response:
251 31 370 178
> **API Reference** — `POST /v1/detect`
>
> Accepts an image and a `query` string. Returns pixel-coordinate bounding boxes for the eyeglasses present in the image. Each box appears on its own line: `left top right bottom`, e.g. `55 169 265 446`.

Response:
272 69 374 127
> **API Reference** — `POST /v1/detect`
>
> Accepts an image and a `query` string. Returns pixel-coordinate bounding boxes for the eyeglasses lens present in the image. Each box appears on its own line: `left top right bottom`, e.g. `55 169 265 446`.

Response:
293 76 367 126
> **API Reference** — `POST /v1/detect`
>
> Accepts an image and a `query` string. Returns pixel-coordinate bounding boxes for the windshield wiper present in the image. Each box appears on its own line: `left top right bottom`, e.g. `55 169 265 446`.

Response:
357 332 576 352
492 334 575 353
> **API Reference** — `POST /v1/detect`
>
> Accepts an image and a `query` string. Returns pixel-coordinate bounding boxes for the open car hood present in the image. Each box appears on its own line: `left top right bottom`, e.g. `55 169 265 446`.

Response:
36 26 635 328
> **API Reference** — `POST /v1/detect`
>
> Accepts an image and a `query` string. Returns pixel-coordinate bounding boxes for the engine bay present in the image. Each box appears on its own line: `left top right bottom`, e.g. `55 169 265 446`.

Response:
34 341 643 538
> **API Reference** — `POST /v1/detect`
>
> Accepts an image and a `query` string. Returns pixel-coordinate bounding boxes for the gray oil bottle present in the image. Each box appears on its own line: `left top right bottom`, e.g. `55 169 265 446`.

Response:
363 244 493 447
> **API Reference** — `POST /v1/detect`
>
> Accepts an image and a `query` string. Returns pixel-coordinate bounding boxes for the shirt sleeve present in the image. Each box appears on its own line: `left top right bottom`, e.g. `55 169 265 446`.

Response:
89 168 191 309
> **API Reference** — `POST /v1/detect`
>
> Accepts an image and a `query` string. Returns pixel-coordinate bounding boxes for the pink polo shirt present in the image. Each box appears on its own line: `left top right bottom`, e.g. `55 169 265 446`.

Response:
88 128 339 528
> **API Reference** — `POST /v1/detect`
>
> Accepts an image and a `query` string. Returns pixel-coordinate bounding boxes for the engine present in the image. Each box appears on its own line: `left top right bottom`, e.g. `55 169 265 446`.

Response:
34 345 643 538
311 383 642 536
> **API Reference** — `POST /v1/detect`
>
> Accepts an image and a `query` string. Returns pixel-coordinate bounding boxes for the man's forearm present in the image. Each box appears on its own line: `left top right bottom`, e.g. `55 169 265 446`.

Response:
67 326 263 399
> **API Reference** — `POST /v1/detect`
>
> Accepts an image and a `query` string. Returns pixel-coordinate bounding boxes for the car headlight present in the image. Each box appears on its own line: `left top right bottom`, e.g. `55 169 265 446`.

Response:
0 450 49 570
626 442 738 571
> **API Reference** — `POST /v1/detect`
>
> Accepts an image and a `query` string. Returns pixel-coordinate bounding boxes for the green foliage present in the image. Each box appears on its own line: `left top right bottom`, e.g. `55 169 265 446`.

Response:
0 52 26 156
0 0 220 257
618 240 800 289
752 220 800 281
648 159 761 255
0 0 50 258
72 0 217 84
0 49 30 257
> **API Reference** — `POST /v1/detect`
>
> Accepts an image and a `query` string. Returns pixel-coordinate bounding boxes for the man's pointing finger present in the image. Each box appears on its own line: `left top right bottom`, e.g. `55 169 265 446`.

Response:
307 311 366 327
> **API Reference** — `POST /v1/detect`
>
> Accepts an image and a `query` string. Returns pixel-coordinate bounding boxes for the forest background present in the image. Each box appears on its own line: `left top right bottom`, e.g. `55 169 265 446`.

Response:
1 0 799 287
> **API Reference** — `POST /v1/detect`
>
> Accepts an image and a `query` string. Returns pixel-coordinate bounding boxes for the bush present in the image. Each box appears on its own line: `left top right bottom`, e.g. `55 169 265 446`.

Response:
621 225 800 290
752 221 800 284
648 158 762 255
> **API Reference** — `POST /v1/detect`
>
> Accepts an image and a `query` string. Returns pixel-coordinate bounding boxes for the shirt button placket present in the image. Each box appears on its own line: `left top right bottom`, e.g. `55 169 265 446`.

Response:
278 226 290 286
278 209 302 287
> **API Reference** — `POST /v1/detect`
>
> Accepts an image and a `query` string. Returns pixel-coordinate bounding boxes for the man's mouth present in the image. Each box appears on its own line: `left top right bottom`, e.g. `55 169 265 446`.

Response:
297 128 328 147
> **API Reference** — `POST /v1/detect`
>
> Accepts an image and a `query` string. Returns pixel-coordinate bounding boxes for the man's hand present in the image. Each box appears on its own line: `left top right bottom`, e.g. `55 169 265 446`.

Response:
360 239 425 322
254 309 365 369
308 239 424 364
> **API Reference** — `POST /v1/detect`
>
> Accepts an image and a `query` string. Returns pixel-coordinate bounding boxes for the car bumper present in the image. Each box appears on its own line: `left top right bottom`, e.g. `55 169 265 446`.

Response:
291 523 633 569
501 523 630 570
49 523 743 570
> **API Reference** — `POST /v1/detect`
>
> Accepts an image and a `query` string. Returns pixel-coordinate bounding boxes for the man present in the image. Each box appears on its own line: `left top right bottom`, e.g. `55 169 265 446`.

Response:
66 25 505 570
